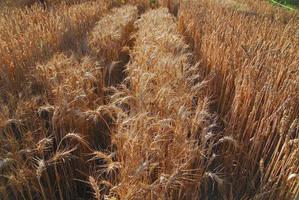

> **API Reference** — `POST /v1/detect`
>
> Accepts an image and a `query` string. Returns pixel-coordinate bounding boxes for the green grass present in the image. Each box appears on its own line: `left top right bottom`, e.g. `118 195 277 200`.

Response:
270 0 299 10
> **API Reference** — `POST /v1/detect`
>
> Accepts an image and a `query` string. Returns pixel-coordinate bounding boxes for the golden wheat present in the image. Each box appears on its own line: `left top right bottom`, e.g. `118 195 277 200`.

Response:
179 0 299 199
98 8 220 199
0 0 298 199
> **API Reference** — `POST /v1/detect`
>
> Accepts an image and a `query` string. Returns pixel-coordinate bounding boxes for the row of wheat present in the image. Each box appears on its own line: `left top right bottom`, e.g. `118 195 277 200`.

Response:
0 4 139 200
92 8 231 199
178 0 299 199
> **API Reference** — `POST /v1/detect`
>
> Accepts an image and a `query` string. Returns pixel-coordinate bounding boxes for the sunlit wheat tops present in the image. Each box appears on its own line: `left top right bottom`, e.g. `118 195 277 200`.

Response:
88 5 138 86
88 5 138 63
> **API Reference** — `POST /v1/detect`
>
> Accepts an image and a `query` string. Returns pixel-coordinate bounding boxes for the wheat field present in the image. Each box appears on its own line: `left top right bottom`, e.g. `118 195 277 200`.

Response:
0 0 298 199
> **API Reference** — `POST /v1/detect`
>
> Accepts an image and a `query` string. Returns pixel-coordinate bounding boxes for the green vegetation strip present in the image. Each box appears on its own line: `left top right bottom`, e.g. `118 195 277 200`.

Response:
270 0 298 10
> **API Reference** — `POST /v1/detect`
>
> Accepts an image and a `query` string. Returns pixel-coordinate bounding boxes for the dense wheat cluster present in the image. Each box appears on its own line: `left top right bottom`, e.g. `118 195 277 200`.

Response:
178 1 299 199
0 0 298 200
